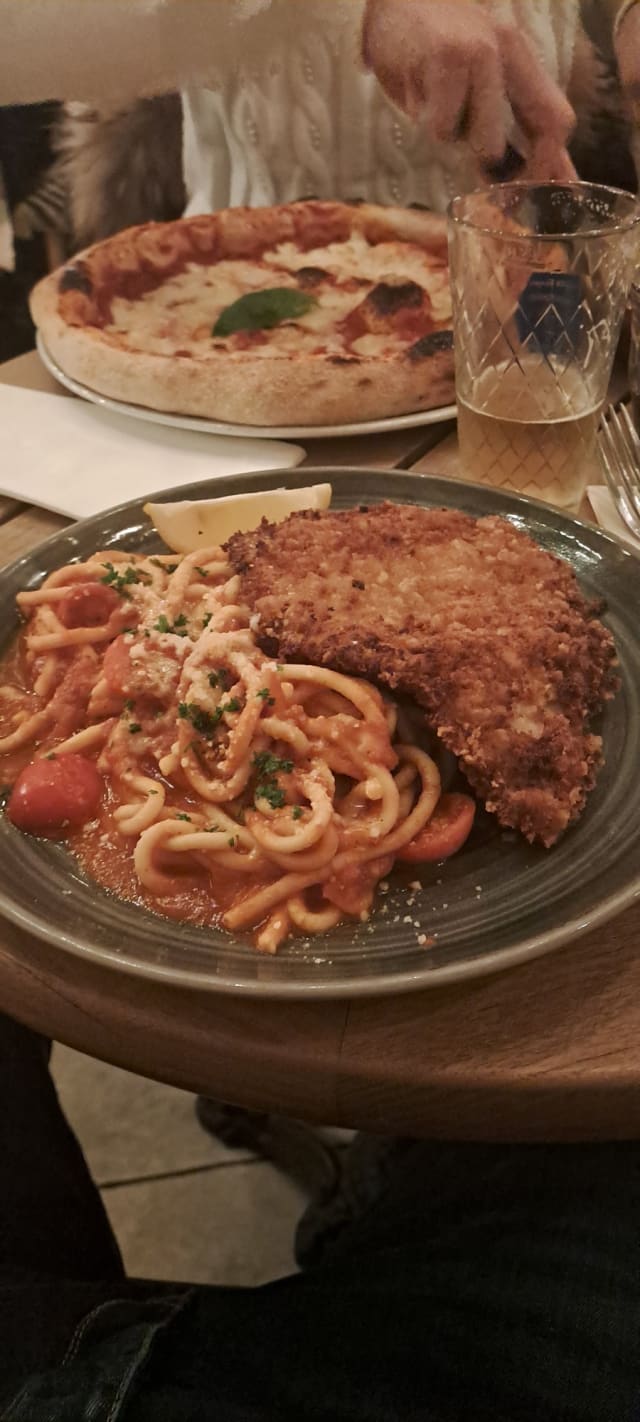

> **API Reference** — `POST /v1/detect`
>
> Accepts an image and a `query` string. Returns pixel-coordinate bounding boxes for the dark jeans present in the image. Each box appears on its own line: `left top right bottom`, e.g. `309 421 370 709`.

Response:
1 1012 639 1422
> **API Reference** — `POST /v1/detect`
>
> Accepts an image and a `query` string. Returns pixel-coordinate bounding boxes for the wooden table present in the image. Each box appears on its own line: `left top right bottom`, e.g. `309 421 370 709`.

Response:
1 350 638 1143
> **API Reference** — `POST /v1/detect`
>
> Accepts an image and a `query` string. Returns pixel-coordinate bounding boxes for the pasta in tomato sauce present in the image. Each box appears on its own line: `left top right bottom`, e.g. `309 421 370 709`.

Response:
0 545 468 953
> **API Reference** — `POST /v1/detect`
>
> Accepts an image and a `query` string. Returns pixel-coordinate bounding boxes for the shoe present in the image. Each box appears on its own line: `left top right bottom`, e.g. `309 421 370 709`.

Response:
195 1097 341 1200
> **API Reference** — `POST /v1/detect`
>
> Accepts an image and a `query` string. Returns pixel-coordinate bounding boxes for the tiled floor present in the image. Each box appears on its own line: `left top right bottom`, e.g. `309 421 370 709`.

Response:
52 1044 309 1286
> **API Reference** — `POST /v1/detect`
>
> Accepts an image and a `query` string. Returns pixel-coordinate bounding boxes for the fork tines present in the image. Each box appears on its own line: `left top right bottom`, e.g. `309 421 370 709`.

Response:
599 403 640 535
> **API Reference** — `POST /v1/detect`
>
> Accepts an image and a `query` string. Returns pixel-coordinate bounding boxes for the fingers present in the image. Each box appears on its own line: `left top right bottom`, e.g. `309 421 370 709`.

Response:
360 0 379 71
614 5 640 96
370 61 416 116
499 27 575 148
420 56 471 143
522 137 577 184
465 41 509 161
361 0 425 118
614 3 640 136
362 0 576 179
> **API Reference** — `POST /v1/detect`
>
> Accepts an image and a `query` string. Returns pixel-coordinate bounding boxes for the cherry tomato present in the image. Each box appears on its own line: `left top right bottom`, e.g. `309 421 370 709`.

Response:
7 754 103 834
58 582 120 629
396 793 476 863
102 635 132 696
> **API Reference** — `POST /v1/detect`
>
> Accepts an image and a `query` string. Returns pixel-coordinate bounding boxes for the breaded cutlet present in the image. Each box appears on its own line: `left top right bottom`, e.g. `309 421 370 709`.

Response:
226 502 619 846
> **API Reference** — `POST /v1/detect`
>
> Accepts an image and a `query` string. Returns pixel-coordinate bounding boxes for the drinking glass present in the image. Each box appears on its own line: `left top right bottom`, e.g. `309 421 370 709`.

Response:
629 280 640 433
448 182 640 512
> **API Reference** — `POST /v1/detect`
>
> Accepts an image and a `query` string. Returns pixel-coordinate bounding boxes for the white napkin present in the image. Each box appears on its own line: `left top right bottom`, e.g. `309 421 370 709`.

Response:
0 384 305 519
587 485 640 554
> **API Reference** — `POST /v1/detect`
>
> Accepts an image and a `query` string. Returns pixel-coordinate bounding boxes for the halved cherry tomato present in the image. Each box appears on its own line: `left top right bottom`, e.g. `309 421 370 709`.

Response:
7 754 103 834
102 635 132 696
58 582 120 629
396 793 476 863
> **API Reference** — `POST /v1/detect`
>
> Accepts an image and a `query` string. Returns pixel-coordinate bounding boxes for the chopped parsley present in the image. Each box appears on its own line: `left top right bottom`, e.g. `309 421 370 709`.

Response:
256 782 286 810
178 702 216 737
252 751 293 810
195 566 209 578
202 613 213 629
128 722 142 734
153 613 189 637
292 805 303 820
205 824 220 833
178 697 241 738
45 752 57 761
123 698 134 711
176 812 192 822
256 687 275 705
252 752 293 778
101 562 149 596
208 668 231 690
150 558 178 573
228 836 236 848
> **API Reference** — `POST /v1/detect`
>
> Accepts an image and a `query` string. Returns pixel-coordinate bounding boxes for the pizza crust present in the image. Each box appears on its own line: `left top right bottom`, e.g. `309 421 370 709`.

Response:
30 201 455 427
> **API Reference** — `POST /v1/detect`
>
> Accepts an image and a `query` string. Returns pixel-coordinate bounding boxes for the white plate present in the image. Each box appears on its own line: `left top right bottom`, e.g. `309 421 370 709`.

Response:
36 333 457 441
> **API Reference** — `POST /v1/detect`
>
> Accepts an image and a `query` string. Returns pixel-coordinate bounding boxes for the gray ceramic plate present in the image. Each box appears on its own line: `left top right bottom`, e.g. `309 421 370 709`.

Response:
0 469 638 999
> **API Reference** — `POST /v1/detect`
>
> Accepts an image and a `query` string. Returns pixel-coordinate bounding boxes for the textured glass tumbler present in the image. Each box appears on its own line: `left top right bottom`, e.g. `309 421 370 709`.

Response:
449 183 640 512
629 281 640 435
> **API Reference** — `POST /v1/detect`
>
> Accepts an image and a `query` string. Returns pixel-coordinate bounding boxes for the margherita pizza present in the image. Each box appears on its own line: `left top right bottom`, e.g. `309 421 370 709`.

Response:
30 200 454 427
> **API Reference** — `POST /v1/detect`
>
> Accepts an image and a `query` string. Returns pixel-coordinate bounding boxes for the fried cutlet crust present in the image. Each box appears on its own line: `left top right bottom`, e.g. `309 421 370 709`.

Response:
226 503 619 846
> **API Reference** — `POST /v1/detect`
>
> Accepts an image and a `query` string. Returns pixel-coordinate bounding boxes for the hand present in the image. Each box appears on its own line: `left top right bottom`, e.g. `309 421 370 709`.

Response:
362 0 576 179
615 4 640 111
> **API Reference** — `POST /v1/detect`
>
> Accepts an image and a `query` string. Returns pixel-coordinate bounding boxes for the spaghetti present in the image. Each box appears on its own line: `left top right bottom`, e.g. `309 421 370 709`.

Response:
0 545 464 953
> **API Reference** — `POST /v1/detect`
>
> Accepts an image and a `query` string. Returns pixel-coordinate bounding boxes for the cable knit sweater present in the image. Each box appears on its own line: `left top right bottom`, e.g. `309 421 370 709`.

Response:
182 0 582 213
0 0 598 214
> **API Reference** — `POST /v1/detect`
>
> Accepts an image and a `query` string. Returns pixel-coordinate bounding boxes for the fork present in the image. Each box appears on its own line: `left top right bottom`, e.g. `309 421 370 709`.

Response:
599 403 640 538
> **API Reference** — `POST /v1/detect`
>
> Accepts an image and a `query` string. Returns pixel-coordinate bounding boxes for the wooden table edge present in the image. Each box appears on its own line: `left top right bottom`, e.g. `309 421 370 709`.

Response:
1 349 639 1141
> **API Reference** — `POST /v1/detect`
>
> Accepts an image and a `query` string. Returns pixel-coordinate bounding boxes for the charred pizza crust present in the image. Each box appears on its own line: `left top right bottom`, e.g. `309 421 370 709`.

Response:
30 200 455 427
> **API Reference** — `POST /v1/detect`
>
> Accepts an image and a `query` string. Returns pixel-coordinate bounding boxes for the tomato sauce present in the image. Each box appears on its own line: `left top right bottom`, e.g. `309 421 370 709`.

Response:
68 800 262 930
0 629 276 933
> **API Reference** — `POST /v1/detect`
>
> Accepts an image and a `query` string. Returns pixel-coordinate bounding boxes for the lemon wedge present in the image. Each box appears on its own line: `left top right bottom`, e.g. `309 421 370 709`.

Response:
144 483 332 554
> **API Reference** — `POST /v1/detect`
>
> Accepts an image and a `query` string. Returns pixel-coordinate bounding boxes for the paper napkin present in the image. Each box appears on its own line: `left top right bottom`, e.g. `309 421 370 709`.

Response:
0 383 305 520
587 485 640 554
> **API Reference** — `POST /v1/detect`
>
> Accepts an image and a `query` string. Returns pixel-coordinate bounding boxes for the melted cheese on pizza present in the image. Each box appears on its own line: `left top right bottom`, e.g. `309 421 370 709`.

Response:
268 233 445 289
105 235 451 359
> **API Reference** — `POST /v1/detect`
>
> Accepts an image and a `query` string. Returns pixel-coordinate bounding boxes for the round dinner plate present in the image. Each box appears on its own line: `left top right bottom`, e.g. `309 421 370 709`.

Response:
0 469 639 1000
36 332 458 440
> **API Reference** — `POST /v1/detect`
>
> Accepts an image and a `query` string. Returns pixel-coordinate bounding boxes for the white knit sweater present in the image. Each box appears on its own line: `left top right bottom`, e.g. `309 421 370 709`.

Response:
1 0 584 213
182 0 582 213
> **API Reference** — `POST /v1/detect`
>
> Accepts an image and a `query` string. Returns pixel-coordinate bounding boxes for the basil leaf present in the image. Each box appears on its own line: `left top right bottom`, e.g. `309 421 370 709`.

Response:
213 287 317 336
